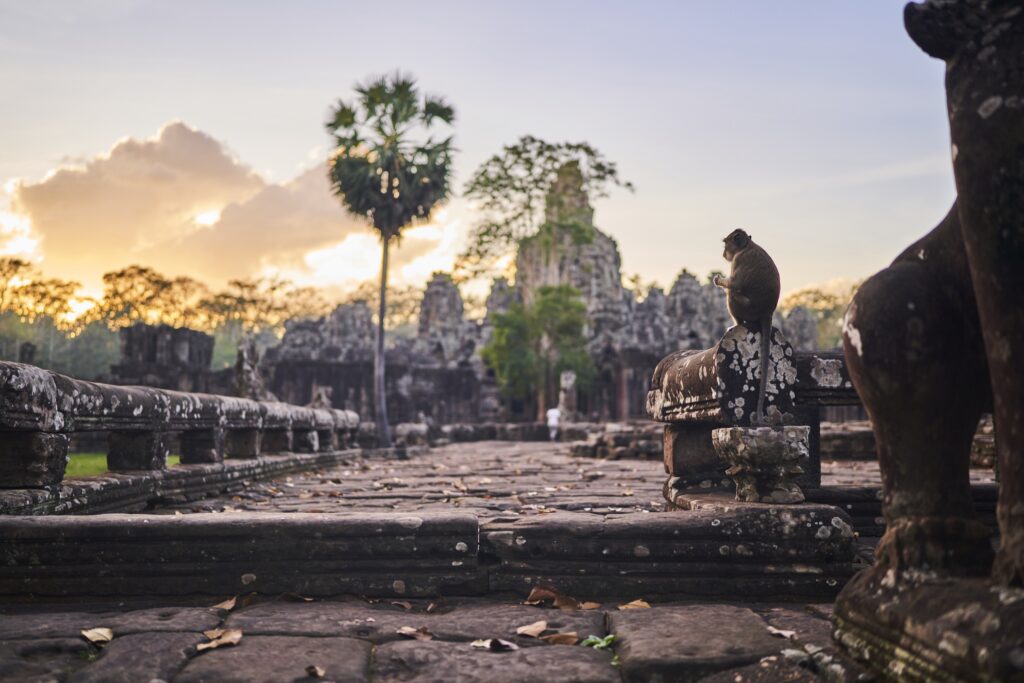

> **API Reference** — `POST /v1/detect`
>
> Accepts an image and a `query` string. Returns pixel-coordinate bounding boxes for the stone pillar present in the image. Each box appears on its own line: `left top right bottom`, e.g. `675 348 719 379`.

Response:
180 428 225 464
107 431 169 471
261 429 293 454
318 429 338 452
292 429 319 454
0 432 69 488
223 428 261 459
712 426 809 504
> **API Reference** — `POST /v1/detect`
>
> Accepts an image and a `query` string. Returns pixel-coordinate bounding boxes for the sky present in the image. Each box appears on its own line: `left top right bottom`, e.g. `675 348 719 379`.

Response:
0 0 956 301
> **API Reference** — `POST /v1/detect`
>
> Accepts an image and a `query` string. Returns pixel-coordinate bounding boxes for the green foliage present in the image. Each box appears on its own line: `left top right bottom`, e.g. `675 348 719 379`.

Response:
65 453 180 478
482 285 594 408
456 136 633 278
580 634 616 650
780 281 861 349
325 72 455 240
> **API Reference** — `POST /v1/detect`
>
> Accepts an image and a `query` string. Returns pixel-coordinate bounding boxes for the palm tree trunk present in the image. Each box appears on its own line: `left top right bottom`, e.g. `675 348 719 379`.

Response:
375 236 393 447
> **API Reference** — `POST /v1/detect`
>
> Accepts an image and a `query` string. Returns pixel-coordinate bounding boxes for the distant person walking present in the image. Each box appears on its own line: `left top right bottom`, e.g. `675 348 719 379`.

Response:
546 406 561 441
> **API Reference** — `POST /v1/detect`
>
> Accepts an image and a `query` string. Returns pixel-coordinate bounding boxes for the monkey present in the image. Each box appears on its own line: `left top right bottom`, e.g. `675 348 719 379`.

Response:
713 229 781 425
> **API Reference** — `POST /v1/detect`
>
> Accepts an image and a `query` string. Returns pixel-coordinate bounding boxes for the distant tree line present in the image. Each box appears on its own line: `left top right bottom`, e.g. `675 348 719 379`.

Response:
0 257 426 379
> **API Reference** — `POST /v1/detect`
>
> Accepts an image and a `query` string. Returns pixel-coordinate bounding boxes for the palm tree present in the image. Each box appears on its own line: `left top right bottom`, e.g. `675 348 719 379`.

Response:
326 73 455 447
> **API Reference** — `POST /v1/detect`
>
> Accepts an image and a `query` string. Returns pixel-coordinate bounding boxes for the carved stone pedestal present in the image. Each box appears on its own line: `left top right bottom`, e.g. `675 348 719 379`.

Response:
834 575 1024 682
711 426 809 504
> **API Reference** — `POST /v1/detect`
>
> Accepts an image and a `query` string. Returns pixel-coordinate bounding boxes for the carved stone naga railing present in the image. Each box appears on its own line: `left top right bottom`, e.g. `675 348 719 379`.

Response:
0 361 360 489
646 325 860 492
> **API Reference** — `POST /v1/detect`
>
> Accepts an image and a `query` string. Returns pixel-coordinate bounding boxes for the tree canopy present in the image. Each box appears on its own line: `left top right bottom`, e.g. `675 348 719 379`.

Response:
482 285 594 412
456 136 633 279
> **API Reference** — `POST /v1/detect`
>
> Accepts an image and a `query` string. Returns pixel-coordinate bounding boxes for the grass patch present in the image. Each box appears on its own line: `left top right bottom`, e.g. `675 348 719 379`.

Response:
65 453 181 478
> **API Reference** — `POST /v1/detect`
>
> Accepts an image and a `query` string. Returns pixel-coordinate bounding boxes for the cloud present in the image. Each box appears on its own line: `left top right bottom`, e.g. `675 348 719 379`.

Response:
10 121 264 289
5 121 454 294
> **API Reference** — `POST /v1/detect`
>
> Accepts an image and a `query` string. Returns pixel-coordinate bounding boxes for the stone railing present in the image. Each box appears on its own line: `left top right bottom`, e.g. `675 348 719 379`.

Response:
646 325 860 489
0 361 359 489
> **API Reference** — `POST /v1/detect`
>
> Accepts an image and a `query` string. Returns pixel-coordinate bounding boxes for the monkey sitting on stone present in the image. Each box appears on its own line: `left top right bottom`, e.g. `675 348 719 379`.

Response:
713 229 781 425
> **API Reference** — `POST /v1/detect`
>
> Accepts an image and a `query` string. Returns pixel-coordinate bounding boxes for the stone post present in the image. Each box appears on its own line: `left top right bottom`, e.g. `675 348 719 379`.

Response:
223 429 261 459
180 428 225 464
0 432 69 487
107 431 169 471
712 426 809 504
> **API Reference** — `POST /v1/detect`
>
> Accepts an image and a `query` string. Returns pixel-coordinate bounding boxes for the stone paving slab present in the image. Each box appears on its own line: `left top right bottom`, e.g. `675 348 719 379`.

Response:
69 632 203 683
610 604 787 682
0 606 221 640
374 640 619 683
0 596 868 682
175 635 372 683
226 600 606 645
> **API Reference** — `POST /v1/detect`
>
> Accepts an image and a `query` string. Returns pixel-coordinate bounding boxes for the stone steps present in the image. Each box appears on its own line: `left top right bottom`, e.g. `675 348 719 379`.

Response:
0 507 864 600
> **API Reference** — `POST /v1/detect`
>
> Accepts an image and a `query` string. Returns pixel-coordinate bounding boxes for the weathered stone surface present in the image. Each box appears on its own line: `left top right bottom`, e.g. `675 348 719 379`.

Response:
69 631 203 683
712 426 809 504
180 428 225 464
228 601 604 646
835 576 1024 682
374 639 618 683
610 605 783 682
0 606 221 640
0 362 63 431
697 657 820 682
107 430 169 471
647 325 797 426
0 512 482 597
0 637 92 681
175 635 371 683
0 432 68 488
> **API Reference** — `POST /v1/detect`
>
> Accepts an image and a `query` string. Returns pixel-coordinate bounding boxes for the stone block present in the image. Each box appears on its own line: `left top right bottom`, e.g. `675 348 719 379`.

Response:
224 428 261 459
293 429 319 453
69 632 203 683
0 432 69 488
107 431 169 471
373 639 617 683
180 428 225 464
712 425 809 503
261 428 293 453
175 635 371 683
663 423 722 484
610 605 783 682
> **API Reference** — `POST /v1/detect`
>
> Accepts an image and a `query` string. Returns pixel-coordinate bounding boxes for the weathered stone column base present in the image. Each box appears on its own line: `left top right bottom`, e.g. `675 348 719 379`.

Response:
293 429 319 453
107 431 169 471
224 428 261 459
0 432 68 488
712 425 810 504
180 428 225 464
261 429 293 454
834 574 1024 682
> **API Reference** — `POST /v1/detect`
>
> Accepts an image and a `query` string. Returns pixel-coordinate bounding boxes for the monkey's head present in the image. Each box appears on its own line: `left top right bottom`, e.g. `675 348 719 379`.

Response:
722 229 752 261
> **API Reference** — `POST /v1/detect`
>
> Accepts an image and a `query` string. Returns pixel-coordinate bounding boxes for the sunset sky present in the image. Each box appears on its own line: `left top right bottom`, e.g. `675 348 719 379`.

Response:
0 0 954 300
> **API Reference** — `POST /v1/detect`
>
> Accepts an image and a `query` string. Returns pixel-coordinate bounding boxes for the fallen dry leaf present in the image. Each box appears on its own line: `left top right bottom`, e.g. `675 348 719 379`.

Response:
197 629 243 652
767 626 797 639
80 627 113 645
523 586 581 610
203 628 225 639
618 599 651 610
306 665 326 678
580 602 602 610
426 602 440 613
540 631 578 645
210 596 237 611
397 626 433 641
391 601 413 610
515 620 548 638
471 638 519 651
282 593 314 602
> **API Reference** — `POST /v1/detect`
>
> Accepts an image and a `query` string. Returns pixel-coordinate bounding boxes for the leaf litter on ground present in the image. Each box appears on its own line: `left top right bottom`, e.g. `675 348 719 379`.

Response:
471 638 519 652
397 626 433 641
617 599 651 610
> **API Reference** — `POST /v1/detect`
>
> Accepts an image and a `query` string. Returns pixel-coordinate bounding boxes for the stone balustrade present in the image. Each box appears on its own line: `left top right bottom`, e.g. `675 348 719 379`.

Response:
0 361 359 489
646 325 861 489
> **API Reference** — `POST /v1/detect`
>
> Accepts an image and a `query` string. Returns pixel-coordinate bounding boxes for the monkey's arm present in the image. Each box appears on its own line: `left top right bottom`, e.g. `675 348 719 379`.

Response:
713 274 731 289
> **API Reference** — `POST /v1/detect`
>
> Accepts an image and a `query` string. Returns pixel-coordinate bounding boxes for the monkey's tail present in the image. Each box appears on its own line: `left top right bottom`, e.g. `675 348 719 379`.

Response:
756 319 771 426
